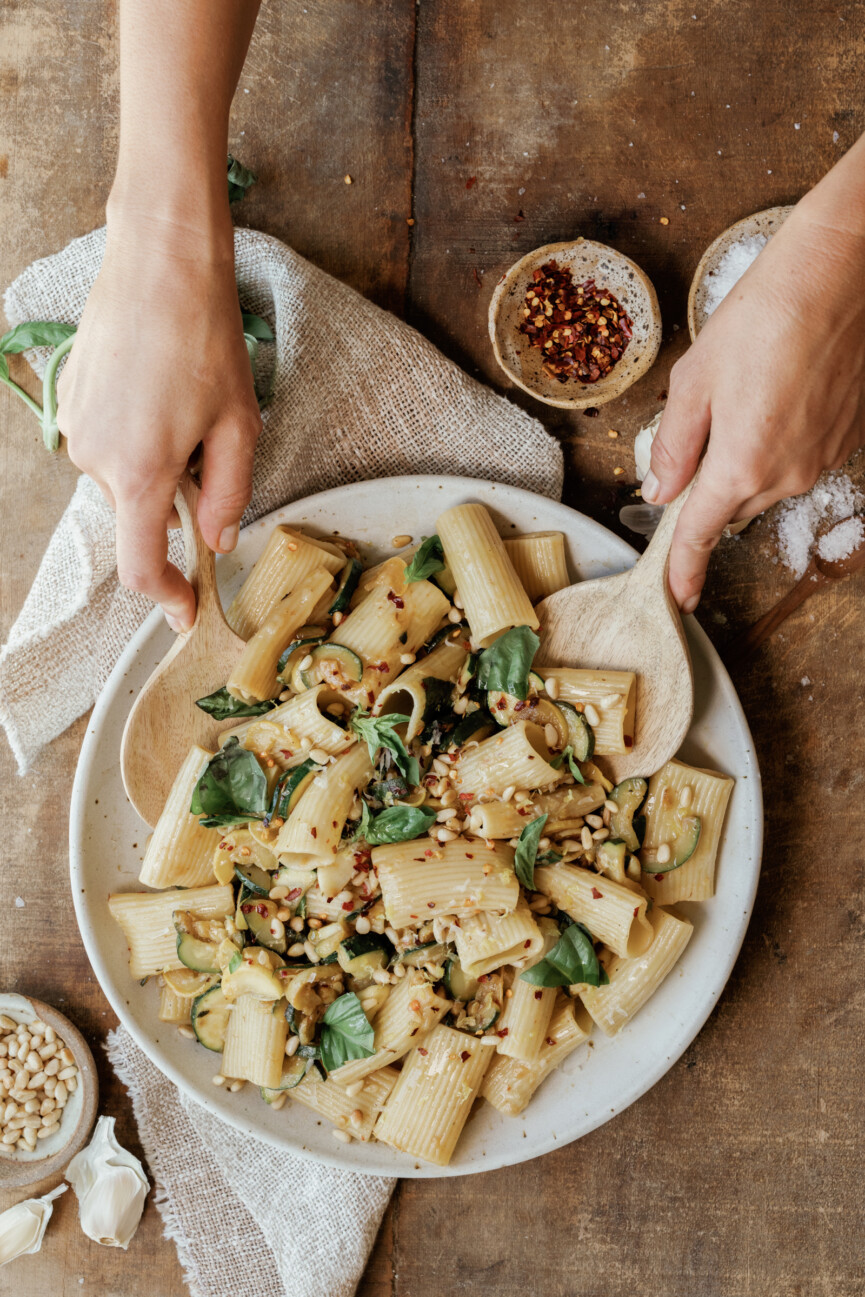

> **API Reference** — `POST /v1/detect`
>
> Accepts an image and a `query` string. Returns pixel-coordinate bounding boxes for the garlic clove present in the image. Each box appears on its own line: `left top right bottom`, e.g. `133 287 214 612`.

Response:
633 410 662 483
65 1116 148 1249
0 1184 67 1267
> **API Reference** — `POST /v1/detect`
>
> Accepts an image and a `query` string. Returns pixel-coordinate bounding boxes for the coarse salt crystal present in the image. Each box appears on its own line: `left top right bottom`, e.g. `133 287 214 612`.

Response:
776 471 864 577
816 515 865 564
703 235 768 317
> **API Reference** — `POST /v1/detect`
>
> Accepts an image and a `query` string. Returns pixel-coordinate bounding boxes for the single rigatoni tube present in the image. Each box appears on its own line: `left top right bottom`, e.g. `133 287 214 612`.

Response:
275 742 372 862
107 885 234 978
468 781 606 838
453 897 543 978
139 745 219 889
437 503 538 647
481 993 592 1115
534 862 653 958
453 721 559 798
221 995 288 1088
374 839 519 929
226 526 344 639
228 569 334 703
289 1066 399 1140
375 637 468 739
580 905 693 1036
374 1025 492 1165
157 984 192 1025
329 972 451 1086
222 685 355 756
639 758 734 904
536 668 636 755
502 531 570 602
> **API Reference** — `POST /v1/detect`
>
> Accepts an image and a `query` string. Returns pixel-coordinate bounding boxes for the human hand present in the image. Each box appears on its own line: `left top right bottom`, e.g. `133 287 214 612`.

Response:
642 151 865 612
57 213 261 631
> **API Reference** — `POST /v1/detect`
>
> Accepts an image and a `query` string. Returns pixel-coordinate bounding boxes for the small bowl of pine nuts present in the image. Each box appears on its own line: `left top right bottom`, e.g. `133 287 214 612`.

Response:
0 994 98 1189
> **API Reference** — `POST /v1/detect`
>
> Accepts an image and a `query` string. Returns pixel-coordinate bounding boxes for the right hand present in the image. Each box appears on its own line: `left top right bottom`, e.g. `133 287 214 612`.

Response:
57 211 262 631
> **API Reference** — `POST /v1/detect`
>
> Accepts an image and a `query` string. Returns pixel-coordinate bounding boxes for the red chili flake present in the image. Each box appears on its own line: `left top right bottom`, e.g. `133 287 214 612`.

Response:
241 902 270 917
366 691 375 705
518 264 633 385
591 887 603 900
545 1037 556 1047
534 990 543 1000
410 1027 419 1036
524 939 531 948
514 700 527 712
427 901 436 909
633 905 640 917
458 792 473 801
460 1050 471 1062
466 176 477 190
310 827 317 838
287 888 302 901
332 820 338 828
657 389 668 401
342 900 354 911
497 1028 509 1038
386 590 405 610
473 267 482 288
279 749 293 758
655 874 665 882
466 853 474 859
514 209 525 222
584 406 600 418
418 1047 428 1056
425 849 434 858
624 734 634 748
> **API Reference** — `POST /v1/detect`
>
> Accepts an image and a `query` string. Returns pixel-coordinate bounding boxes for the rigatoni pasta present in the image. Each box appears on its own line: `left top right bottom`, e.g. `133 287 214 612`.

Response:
437 503 538 647
226 525 344 639
502 531 570 602
139 745 220 890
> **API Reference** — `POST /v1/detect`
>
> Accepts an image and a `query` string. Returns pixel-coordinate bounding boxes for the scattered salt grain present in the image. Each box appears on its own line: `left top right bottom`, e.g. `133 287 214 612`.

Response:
801 677 811 687
14 897 24 908
703 234 768 316
816 515 864 564
775 471 864 577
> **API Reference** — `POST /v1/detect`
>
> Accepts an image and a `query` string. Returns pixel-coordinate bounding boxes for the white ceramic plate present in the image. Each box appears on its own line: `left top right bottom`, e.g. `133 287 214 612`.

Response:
70 475 762 1178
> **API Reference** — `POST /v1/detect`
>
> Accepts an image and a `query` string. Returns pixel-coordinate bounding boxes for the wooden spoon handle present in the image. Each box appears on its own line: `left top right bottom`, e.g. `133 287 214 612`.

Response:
174 473 222 625
730 562 829 659
628 479 695 594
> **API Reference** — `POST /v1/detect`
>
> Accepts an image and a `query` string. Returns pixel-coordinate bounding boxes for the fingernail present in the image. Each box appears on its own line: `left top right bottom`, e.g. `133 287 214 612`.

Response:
218 524 239 553
641 470 661 503
681 594 700 615
165 610 191 634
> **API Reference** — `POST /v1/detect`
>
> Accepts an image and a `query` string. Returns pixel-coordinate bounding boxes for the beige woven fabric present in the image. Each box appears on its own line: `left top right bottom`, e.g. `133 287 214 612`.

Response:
0 225 563 773
108 1026 395 1297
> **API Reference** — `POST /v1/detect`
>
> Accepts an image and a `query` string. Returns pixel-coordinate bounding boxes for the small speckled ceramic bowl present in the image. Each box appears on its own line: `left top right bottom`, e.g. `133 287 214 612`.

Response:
0 994 98 1189
687 205 794 341
488 238 662 410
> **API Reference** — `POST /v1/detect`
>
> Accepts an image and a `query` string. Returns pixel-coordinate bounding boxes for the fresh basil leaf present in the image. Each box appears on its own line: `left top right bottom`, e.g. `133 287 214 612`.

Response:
227 154 256 203
319 991 375 1072
0 320 77 355
350 800 374 843
419 676 455 743
350 711 420 786
404 535 445 583
228 951 242 974
190 737 269 823
519 921 606 988
362 805 436 846
195 688 277 721
0 355 8 382
536 849 563 866
514 814 548 890
475 626 540 701
296 893 308 920
550 745 587 785
241 312 274 340
199 814 263 829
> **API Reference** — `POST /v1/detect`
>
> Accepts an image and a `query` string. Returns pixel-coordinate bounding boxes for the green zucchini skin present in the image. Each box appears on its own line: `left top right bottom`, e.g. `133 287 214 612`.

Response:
337 933 391 980
609 777 648 851
191 985 231 1051
260 1053 312 1100
176 929 221 975
443 955 479 1004
240 899 287 954
300 643 364 689
234 859 273 896
647 815 702 873
329 558 363 615
558 702 595 761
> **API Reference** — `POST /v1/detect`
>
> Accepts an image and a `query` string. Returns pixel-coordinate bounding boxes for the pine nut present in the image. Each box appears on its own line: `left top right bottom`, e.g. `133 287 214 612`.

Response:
436 828 458 842
581 827 594 852
309 748 330 765
285 1036 300 1057
269 885 290 900
331 610 344 626
37 1123 61 1140
333 1128 352 1143
544 723 559 748
212 1074 226 1086
656 843 672 865
0 1016 16 1030
288 942 306 957
501 785 516 803
599 693 621 708
1 1130 18 1145
43 1078 56 1097
298 654 314 671
277 907 291 921
543 676 560 700
585 814 604 829
592 827 610 841
229 1080 245 1093
355 916 371 935
23 1127 38 1147
27 1071 47 1089
480 1035 500 1046
289 918 305 934
345 1080 365 1098
440 789 458 807
303 940 321 964
178 1026 195 1039
447 607 462 623
583 703 600 727
38 1041 57 1060
66 1079 77 1094
25 1051 41 1072
54 1082 67 1106
306 918 323 930
40 1099 55 1116
679 784 694 809
269 918 286 942
58 1048 74 1066
23 1098 39 1114
604 799 619 814
432 758 450 777
399 652 416 665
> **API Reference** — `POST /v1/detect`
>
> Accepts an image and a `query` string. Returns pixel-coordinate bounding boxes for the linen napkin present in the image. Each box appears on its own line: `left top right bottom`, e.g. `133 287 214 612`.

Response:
1 227 563 1295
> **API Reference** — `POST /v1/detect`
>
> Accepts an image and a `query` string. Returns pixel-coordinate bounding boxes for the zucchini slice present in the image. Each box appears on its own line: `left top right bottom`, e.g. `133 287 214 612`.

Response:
594 838 627 883
271 758 317 819
233 859 273 896
191 985 231 1052
443 955 479 1004
162 967 214 998
394 941 447 969
446 708 495 751
644 814 702 874
558 702 595 761
328 558 363 615
176 929 221 975
221 957 285 1001
609 777 648 851
300 643 364 691
454 971 503 1034
336 933 391 982
277 625 327 680
426 621 469 653
240 899 287 955
488 692 570 748
261 1054 312 1100
309 921 348 961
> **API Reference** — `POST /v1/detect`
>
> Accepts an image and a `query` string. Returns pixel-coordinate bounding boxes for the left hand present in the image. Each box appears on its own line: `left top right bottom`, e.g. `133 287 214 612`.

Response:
642 138 865 612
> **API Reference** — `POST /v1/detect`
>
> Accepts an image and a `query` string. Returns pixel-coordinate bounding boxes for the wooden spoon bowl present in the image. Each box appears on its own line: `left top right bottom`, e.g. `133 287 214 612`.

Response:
489 239 662 410
120 474 247 827
535 485 694 783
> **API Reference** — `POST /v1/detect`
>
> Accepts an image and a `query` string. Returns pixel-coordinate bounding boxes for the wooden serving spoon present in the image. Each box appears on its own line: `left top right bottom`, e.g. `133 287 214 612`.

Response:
731 515 865 659
535 483 694 784
120 474 246 827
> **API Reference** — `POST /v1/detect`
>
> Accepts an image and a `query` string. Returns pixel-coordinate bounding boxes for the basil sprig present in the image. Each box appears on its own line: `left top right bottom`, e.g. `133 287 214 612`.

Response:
550 745 587 785
475 625 540 701
350 711 420 786
319 992 375 1072
195 688 278 721
520 921 608 988
352 800 435 846
514 814 548 890
190 737 269 827
227 154 257 203
0 321 77 451
404 535 446 583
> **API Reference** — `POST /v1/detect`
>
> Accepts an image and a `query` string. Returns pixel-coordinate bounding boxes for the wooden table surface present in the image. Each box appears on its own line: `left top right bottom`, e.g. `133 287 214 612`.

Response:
1 2 864 1293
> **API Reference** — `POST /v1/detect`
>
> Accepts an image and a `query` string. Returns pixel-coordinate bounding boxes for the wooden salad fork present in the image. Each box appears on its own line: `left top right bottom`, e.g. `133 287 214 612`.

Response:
535 483 694 784
120 474 246 828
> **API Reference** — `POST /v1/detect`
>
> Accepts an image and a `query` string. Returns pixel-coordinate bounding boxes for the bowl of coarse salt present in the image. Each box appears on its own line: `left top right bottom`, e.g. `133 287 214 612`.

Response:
687 205 794 342
0 994 98 1189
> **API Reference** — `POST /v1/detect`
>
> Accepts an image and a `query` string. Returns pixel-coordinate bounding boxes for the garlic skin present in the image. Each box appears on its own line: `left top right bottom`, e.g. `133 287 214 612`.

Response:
65 1116 148 1249
0 1184 67 1267
633 411 662 482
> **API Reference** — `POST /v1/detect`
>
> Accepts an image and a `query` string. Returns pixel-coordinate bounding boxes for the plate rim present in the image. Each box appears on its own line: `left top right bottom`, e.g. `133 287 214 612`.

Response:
69 472 763 1178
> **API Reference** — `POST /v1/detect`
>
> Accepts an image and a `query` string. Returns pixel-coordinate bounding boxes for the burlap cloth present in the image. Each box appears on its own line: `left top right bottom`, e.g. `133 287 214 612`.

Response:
1 227 562 1295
